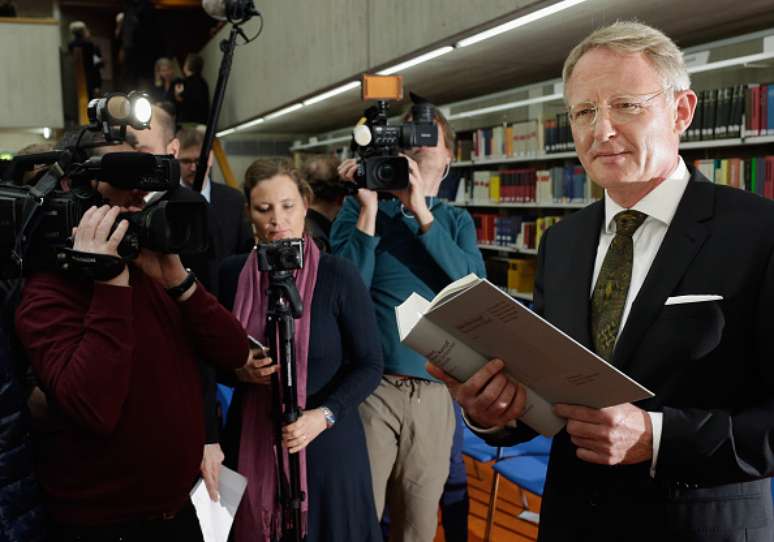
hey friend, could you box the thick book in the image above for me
[396,274,654,436]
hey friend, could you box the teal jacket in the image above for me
[330,197,486,379]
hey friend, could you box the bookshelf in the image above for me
[478,244,538,255]
[290,27,774,304]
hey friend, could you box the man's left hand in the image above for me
[554,402,652,466]
[200,443,224,501]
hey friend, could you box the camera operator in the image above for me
[127,103,227,502]
[13,135,250,540]
[331,108,485,542]
[217,158,383,542]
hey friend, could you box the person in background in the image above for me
[300,154,349,252]
[0,1,16,17]
[435,21,774,542]
[176,125,254,293]
[331,106,483,542]
[174,53,211,125]
[218,158,383,542]
[68,21,103,99]
[150,57,181,105]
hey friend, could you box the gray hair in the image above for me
[562,21,690,94]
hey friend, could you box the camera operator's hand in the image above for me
[235,349,278,385]
[282,408,328,454]
[338,159,378,236]
[73,205,129,287]
[134,251,196,301]
[397,154,434,233]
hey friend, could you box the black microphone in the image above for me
[77,152,179,192]
[202,0,258,21]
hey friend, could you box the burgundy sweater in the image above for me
[15,268,248,526]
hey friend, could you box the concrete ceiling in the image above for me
[235,0,774,139]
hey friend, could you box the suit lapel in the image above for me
[555,201,603,349]
[612,172,715,370]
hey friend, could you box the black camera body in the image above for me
[256,238,304,273]
[352,98,438,192]
[0,92,209,280]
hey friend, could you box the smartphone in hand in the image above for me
[247,335,267,357]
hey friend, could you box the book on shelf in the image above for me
[693,156,774,199]
[457,166,592,205]
[395,274,654,436]
[473,213,564,251]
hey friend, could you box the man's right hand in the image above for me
[426,359,527,430]
[73,205,129,286]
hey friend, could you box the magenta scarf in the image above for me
[232,235,320,542]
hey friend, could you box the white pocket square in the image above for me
[665,294,723,306]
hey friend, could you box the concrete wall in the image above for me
[200,0,537,129]
[0,19,64,129]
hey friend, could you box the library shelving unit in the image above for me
[290,27,774,303]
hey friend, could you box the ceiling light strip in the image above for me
[456,0,590,48]
[377,46,455,76]
[303,81,362,106]
[448,92,563,120]
[265,103,304,120]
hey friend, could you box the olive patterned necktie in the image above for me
[591,209,648,361]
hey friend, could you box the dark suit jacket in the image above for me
[208,182,254,291]
[486,169,774,541]
[182,181,252,442]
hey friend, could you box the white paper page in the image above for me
[396,292,431,341]
[190,466,248,542]
[397,298,565,436]
[428,273,481,310]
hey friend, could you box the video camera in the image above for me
[0,92,208,280]
[350,75,438,191]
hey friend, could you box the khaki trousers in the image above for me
[359,376,455,542]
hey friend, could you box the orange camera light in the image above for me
[362,75,404,101]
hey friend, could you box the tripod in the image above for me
[265,270,304,542]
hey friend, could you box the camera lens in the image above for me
[411,103,434,124]
[376,162,394,184]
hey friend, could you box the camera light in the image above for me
[42,127,51,139]
[132,96,152,126]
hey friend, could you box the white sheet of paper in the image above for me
[190,466,248,542]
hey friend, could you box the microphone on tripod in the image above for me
[202,0,259,22]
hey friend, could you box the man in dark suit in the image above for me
[429,21,774,541]
[176,126,254,294]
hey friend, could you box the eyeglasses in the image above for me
[568,88,670,129]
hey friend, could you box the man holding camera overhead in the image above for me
[14,128,250,540]
[331,97,485,542]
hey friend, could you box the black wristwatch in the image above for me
[165,269,196,300]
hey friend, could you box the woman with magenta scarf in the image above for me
[217,158,383,542]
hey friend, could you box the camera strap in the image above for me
[13,154,73,277]
[56,248,126,282]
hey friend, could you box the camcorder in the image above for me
[0,92,208,281]
[256,238,304,273]
[350,74,438,192]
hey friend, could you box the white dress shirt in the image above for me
[591,156,691,476]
